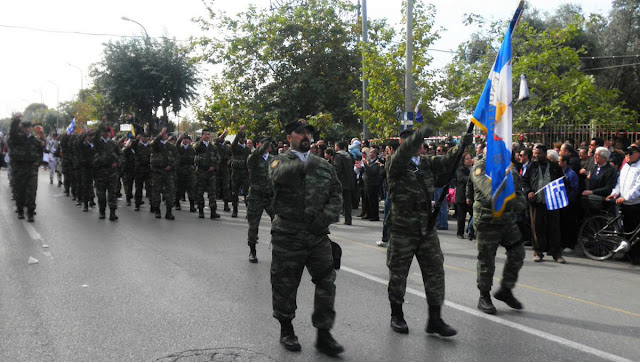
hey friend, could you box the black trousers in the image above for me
[621,204,640,260]
[456,202,472,236]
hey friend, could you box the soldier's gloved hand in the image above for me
[462,133,473,146]
[310,214,328,236]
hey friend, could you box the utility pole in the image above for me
[361,0,369,141]
[404,0,413,130]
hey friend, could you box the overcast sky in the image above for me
[0,0,612,122]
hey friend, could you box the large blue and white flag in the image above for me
[470,0,524,217]
[414,96,423,124]
[537,177,569,210]
[66,117,76,135]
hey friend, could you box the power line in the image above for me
[579,55,640,60]
[582,62,640,72]
[0,23,189,42]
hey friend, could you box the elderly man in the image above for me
[606,144,640,265]
[582,146,617,200]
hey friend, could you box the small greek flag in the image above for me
[539,177,569,210]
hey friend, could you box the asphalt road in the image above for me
[1,170,639,361]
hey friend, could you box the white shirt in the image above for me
[291,150,310,163]
[612,161,640,205]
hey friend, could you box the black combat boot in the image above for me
[224,201,230,212]
[89,199,96,207]
[249,245,258,263]
[126,198,131,206]
[175,200,181,211]
[210,209,221,219]
[155,207,162,219]
[426,305,457,337]
[390,303,409,334]
[134,204,141,211]
[27,209,35,223]
[232,204,238,218]
[189,202,196,213]
[99,208,106,220]
[279,320,301,351]
[165,206,175,220]
[494,287,523,310]
[17,207,25,220]
[109,208,118,221]
[83,201,89,212]
[315,329,344,356]
[76,200,82,206]
[198,207,205,219]
[478,291,497,314]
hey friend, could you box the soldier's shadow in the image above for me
[506,310,640,338]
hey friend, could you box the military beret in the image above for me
[285,119,314,135]
[399,129,414,139]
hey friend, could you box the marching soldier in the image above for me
[133,133,152,211]
[215,129,232,212]
[269,120,344,356]
[121,138,136,206]
[93,126,122,221]
[8,114,44,222]
[59,132,74,197]
[175,134,196,212]
[194,128,221,219]
[246,136,275,263]
[230,125,251,218]
[470,157,526,314]
[78,130,97,212]
[150,128,177,220]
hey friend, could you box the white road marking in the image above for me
[340,266,630,362]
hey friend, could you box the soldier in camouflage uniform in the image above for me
[194,128,220,219]
[150,127,177,220]
[230,126,251,218]
[132,133,152,211]
[94,127,122,221]
[59,132,74,197]
[71,133,83,204]
[8,114,44,222]
[78,130,97,212]
[269,120,344,356]
[385,125,471,337]
[215,129,232,212]
[470,157,526,314]
[175,134,196,212]
[121,138,136,206]
[246,136,275,263]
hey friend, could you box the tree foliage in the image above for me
[91,36,199,126]
[193,0,361,140]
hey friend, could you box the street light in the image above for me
[121,16,150,39]
[67,63,83,102]
[48,80,60,130]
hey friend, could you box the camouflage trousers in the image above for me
[122,170,135,201]
[61,159,73,193]
[475,222,524,292]
[196,170,217,211]
[151,169,175,209]
[231,168,249,206]
[387,228,445,307]
[217,166,231,202]
[95,169,120,210]
[270,232,336,329]
[134,170,152,206]
[80,168,95,203]
[246,191,274,245]
[175,171,195,204]
[72,166,81,199]
[12,163,38,211]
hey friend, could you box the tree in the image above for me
[91,36,199,127]
[193,0,361,140]
[353,0,443,138]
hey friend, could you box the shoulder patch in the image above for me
[270,160,280,168]
[475,167,483,176]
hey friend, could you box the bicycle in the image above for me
[577,207,639,261]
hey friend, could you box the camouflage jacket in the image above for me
[247,141,274,197]
[231,132,250,170]
[8,119,43,164]
[470,158,525,225]
[194,140,219,171]
[176,143,196,174]
[269,150,342,236]
[94,137,122,175]
[386,125,459,236]
[150,137,177,170]
[78,135,96,170]
[132,139,152,171]
[121,143,136,172]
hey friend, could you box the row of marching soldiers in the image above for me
[58,124,251,221]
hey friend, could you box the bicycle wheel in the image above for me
[578,215,622,261]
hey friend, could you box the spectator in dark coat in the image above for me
[334,141,355,225]
[362,147,382,221]
[455,152,473,239]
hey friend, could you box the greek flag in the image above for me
[414,97,423,124]
[543,177,569,210]
[66,117,76,134]
[470,1,524,217]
